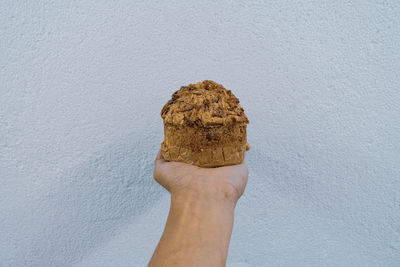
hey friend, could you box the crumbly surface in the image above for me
[161,80,249,127]
[160,80,250,167]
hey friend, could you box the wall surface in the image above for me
[1,1,400,266]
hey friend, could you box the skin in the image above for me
[148,150,248,267]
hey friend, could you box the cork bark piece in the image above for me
[160,80,250,167]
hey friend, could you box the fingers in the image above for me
[216,161,248,196]
[154,149,166,167]
[154,149,166,184]
[155,149,164,162]
[240,161,249,178]
[154,149,176,192]
[235,162,249,182]
[218,161,248,177]
[155,149,162,160]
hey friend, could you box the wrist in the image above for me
[169,183,236,234]
[171,189,236,214]
[171,174,239,208]
[159,178,236,267]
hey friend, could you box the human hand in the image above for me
[153,149,248,204]
[150,150,248,266]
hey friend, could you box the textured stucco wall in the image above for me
[1,1,400,266]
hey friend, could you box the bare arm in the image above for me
[148,150,248,267]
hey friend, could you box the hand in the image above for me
[153,149,248,203]
[150,149,248,266]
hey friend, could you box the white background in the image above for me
[1,1,399,266]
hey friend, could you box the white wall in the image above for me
[1,1,399,266]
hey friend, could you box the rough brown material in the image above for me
[160,80,250,167]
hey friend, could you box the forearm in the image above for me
[149,186,236,267]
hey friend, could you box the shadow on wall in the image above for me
[245,147,315,203]
[18,132,165,266]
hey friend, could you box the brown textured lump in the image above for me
[161,80,249,127]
